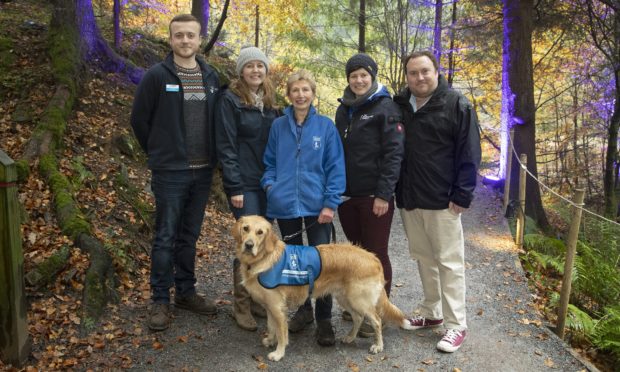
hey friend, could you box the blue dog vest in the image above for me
[258,244,322,293]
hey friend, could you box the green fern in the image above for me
[591,305,620,359]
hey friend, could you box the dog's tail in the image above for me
[378,290,417,331]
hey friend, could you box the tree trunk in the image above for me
[76,0,143,83]
[447,0,458,86]
[255,5,259,47]
[502,0,549,229]
[433,0,443,68]
[603,71,619,216]
[113,0,121,49]
[192,0,210,38]
[359,0,366,52]
[203,0,230,55]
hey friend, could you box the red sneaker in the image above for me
[437,329,467,352]
[403,316,443,330]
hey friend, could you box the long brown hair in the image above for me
[230,77,278,110]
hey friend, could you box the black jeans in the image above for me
[150,168,213,304]
[277,216,332,321]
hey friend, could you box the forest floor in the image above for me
[0,0,609,370]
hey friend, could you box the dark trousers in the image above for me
[150,168,213,304]
[277,216,332,321]
[338,196,394,296]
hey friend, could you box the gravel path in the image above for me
[124,181,589,371]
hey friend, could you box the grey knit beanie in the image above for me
[345,53,378,81]
[236,46,269,76]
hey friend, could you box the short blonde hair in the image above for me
[286,69,317,96]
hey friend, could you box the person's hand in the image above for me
[372,198,389,217]
[231,195,244,209]
[449,201,467,215]
[318,207,335,224]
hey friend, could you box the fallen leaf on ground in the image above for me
[421,359,435,365]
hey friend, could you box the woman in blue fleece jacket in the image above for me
[261,69,345,346]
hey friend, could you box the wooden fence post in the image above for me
[556,189,586,339]
[515,154,527,249]
[503,128,515,214]
[0,149,30,367]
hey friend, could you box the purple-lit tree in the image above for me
[579,0,620,217]
[501,0,549,228]
[191,0,210,38]
[76,0,143,83]
[113,0,121,49]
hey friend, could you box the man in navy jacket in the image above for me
[130,14,220,331]
[394,51,481,353]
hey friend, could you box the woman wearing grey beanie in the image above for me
[215,46,279,331]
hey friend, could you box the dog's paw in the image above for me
[341,335,355,344]
[267,351,284,361]
[262,337,276,347]
[369,344,383,354]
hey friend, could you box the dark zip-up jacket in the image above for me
[393,75,481,210]
[130,52,220,170]
[335,84,404,201]
[215,89,279,195]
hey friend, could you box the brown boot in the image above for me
[233,259,258,331]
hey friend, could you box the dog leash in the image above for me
[282,220,337,243]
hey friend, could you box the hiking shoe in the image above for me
[437,329,467,353]
[405,316,443,330]
[288,307,314,333]
[342,310,352,321]
[175,293,217,315]
[357,319,386,338]
[148,303,170,331]
[316,319,335,346]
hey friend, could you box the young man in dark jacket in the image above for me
[394,51,481,353]
[130,14,221,331]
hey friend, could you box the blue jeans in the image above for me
[227,190,267,220]
[150,168,213,304]
[277,216,332,321]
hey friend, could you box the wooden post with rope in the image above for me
[515,154,527,248]
[0,149,30,367]
[556,189,586,339]
[503,128,515,214]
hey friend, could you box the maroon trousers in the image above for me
[337,196,395,296]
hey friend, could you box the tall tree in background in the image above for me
[192,0,210,37]
[203,0,230,54]
[433,0,443,67]
[255,5,260,47]
[501,0,549,228]
[581,0,620,217]
[447,0,458,86]
[359,0,366,52]
[113,0,121,49]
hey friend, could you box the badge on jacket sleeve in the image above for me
[166,84,180,92]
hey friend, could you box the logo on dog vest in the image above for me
[258,245,322,293]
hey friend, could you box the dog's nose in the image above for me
[244,241,254,251]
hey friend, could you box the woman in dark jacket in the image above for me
[334,53,404,337]
[215,46,279,332]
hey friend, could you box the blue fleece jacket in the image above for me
[261,105,345,219]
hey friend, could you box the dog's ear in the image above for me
[265,224,280,253]
[231,217,243,243]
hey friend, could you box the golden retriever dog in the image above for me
[232,215,415,361]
